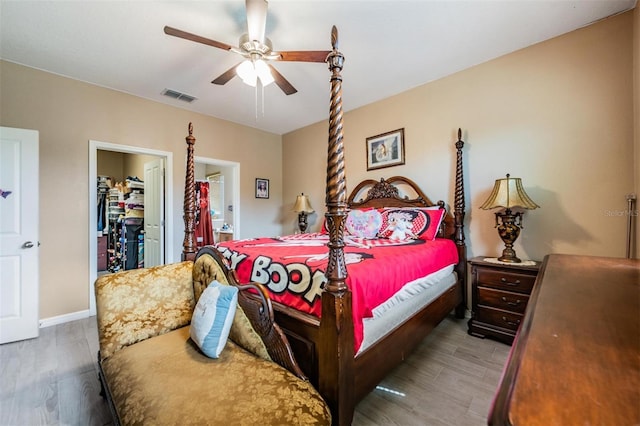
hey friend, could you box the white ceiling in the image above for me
[1,0,636,135]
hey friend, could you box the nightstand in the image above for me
[468,256,541,345]
[217,231,233,243]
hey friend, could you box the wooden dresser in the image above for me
[468,257,541,345]
[489,254,640,426]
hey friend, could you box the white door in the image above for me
[0,127,39,344]
[144,158,164,267]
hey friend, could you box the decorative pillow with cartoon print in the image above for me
[345,208,383,239]
[378,207,445,241]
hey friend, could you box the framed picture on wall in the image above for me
[366,128,405,171]
[255,178,269,199]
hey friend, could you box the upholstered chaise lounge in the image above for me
[95,246,331,425]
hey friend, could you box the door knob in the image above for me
[22,241,34,248]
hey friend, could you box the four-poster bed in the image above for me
[181,26,466,425]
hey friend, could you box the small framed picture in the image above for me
[366,128,405,171]
[255,178,269,199]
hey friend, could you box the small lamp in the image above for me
[293,193,314,233]
[480,174,539,263]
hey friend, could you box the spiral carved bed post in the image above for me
[320,26,355,426]
[182,123,197,261]
[454,128,467,318]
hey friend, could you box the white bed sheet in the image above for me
[356,264,457,355]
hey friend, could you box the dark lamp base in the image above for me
[498,253,522,263]
[297,212,309,233]
[496,209,523,263]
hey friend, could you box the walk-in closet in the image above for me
[97,150,158,273]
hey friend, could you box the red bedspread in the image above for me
[217,233,458,351]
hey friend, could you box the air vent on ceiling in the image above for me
[162,89,197,103]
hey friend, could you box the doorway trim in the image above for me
[195,156,241,239]
[88,140,174,316]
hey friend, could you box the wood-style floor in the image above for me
[0,314,509,426]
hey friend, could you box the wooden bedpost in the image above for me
[454,128,467,318]
[182,122,197,261]
[320,26,355,426]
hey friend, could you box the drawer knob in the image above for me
[501,296,522,306]
[502,316,521,327]
[501,277,521,286]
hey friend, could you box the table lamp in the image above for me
[480,174,539,263]
[293,193,314,233]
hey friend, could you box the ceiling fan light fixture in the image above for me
[165,0,323,96]
[236,59,273,87]
[255,59,274,86]
[237,60,257,86]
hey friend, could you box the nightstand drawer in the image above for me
[217,232,233,242]
[475,306,523,331]
[476,268,536,293]
[477,287,529,314]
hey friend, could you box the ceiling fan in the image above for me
[164,0,331,95]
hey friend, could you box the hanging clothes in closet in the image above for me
[123,217,144,270]
[97,176,110,233]
[195,181,214,247]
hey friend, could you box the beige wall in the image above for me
[284,11,636,262]
[122,153,158,182]
[0,61,283,319]
[96,150,125,181]
[97,151,157,182]
[0,8,636,322]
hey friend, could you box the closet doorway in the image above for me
[88,140,173,316]
[194,156,240,244]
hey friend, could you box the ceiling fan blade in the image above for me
[211,63,241,85]
[246,0,267,43]
[267,63,297,95]
[275,50,332,63]
[164,26,234,51]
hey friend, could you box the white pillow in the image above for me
[190,280,238,358]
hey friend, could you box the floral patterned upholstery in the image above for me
[102,326,331,425]
[95,250,330,425]
[96,253,270,361]
[96,261,195,359]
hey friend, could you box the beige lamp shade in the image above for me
[293,193,314,213]
[480,174,539,210]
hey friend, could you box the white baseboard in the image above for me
[39,309,92,328]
